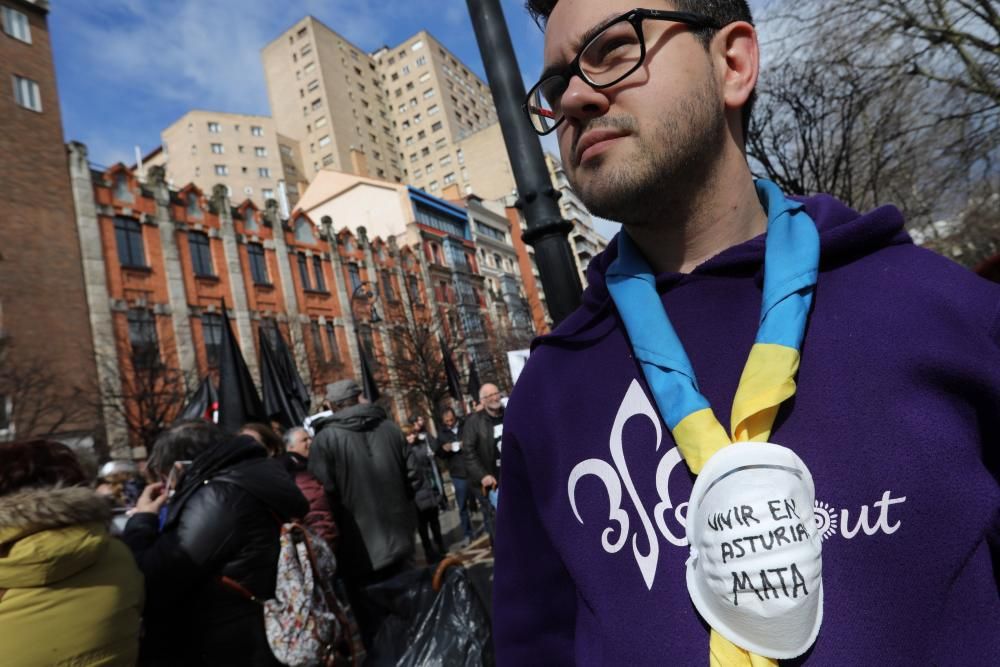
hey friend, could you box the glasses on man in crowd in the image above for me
[523,9,721,135]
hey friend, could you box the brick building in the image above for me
[69,141,518,454]
[0,0,103,447]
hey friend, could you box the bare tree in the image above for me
[748,0,999,241]
[380,312,467,417]
[0,337,95,442]
[95,353,198,451]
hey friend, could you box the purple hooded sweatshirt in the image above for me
[493,193,1000,665]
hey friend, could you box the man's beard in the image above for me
[567,80,727,226]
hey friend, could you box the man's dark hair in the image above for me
[525,0,756,137]
[439,407,457,419]
[147,419,225,478]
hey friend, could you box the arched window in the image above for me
[113,172,133,203]
[186,192,202,219]
[244,209,259,232]
[294,217,317,244]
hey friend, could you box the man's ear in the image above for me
[715,21,758,122]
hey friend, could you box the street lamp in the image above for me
[350,281,382,329]
[465,0,583,325]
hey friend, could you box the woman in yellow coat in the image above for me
[0,439,144,666]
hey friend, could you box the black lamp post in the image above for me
[350,280,382,402]
[466,0,583,325]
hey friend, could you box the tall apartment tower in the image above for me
[262,19,513,199]
[262,17,402,185]
[142,111,305,210]
[0,0,102,445]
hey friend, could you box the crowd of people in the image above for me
[0,377,507,666]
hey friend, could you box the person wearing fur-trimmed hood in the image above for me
[0,439,144,666]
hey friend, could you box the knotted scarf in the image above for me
[605,180,820,666]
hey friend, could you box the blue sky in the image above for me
[51,0,553,168]
[49,0,772,240]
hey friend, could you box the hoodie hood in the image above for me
[538,192,911,349]
[320,403,388,433]
[0,487,112,588]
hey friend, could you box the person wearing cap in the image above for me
[308,378,415,643]
[492,0,1000,664]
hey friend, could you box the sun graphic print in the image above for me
[813,500,839,541]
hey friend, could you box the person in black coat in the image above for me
[124,420,308,667]
[404,425,447,562]
[432,407,472,543]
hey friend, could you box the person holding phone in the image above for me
[123,420,307,666]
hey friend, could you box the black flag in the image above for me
[259,328,309,429]
[439,336,463,401]
[179,376,218,423]
[272,325,310,415]
[217,307,265,434]
[357,332,380,403]
[467,357,482,402]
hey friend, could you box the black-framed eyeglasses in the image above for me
[523,9,722,135]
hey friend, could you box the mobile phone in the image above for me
[166,460,192,497]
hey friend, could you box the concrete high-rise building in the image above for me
[262,17,402,184]
[0,0,104,447]
[262,19,515,199]
[142,111,304,211]
[544,152,611,287]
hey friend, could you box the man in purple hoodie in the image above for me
[494,0,1000,664]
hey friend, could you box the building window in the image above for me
[306,79,319,92]
[440,154,452,167]
[381,270,395,301]
[188,231,214,277]
[112,172,133,202]
[432,121,443,132]
[262,188,274,200]
[247,242,269,284]
[297,253,312,290]
[311,98,322,110]
[423,88,434,99]
[202,312,223,367]
[312,256,326,291]
[113,217,146,268]
[208,121,220,133]
[318,134,331,147]
[443,172,456,185]
[127,309,160,369]
[314,115,327,129]
[256,167,270,178]
[301,44,312,57]
[294,217,316,243]
[428,104,439,116]
[244,210,258,231]
[210,143,224,154]
[348,264,361,291]
[310,320,325,362]
[12,76,41,112]
[214,164,228,176]
[2,6,31,43]
[324,323,340,363]
[419,72,431,83]
[408,275,421,303]
[254,146,267,157]
[321,154,334,166]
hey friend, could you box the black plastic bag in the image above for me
[365,565,493,666]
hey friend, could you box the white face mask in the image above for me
[685,442,823,659]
